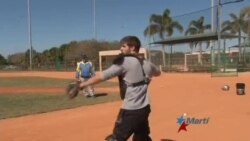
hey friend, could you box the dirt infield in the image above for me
[0,71,250,141]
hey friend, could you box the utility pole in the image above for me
[28,0,33,70]
[217,0,222,69]
[211,0,214,32]
[211,0,215,66]
[148,19,151,61]
[93,0,96,39]
[217,0,244,70]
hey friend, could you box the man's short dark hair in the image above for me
[120,36,141,52]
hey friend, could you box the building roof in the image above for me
[150,32,238,45]
[231,42,250,48]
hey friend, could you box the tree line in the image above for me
[1,6,249,69]
[3,40,120,70]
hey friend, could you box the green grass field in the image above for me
[0,77,118,87]
[0,77,119,119]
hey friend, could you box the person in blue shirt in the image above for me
[75,54,95,97]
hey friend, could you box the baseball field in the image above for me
[0,71,249,141]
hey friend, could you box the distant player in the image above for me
[75,54,95,97]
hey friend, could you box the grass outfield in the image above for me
[0,77,119,119]
[0,93,120,119]
[0,77,118,87]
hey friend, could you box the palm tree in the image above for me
[240,6,250,42]
[221,6,250,63]
[144,9,183,67]
[240,6,250,62]
[185,16,211,64]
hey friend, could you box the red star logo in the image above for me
[178,121,189,133]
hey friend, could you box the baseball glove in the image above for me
[65,81,81,99]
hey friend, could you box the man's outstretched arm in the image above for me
[79,73,102,89]
[79,64,123,89]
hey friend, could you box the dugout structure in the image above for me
[151,32,239,76]
[98,48,147,71]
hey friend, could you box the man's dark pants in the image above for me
[112,105,152,141]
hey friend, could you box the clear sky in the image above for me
[0,0,249,58]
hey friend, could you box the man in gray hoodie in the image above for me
[79,35,161,141]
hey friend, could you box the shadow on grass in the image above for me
[94,93,108,97]
[160,139,176,141]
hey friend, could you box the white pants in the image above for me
[80,77,94,96]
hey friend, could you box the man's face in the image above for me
[120,43,134,54]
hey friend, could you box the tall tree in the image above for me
[240,6,250,41]
[185,16,211,64]
[0,54,7,65]
[221,6,250,62]
[8,53,25,67]
[144,9,183,67]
